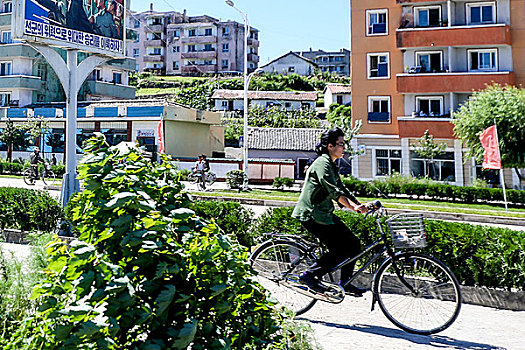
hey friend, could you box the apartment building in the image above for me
[127,5,260,75]
[0,0,135,108]
[350,0,525,187]
[295,49,351,76]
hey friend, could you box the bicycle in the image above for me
[23,161,57,186]
[250,201,462,335]
[192,171,216,190]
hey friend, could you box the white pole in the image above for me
[243,13,249,189]
[494,122,508,211]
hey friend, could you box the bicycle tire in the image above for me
[374,252,461,335]
[207,172,216,186]
[250,239,318,315]
[42,170,56,186]
[23,168,34,185]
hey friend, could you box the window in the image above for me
[285,102,292,109]
[368,96,390,122]
[411,151,455,182]
[36,63,47,81]
[288,66,295,73]
[133,48,139,57]
[337,95,343,105]
[2,1,11,13]
[416,96,444,116]
[152,32,161,40]
[204,44,213,51]
[188,29,196,37]
[187,45,196,52]
[152,47,161,55]
[221,101,228,107]
[173,61,179,70]
[376,149,402,176]
[203,59,213,65]
[135,33,139,43]
[92,69,101,81]
[367,9,388,35]
[133,20,139,28]
[173,46,180,53]
[469,49,497,71]
[112,71,122,84]
[467,2,495,24]
[222,27,229,36]
[414,6,441,27]
[367,53,389,79]
[204,28,212,36]
[173,30,180,37]
[102,128,128,146]
[222,43,229,52]
[221,59,229,69]
[1,31,11,44]
[0,61,11,76]
[416,51,443,73]
[0,92,10,106]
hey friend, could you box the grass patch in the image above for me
[149,76,210,82]
[136,88,179,96]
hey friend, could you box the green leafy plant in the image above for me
[272,177,294,190]
[7,134,281,349]
[226,169,247,191]
[412,130,446,180]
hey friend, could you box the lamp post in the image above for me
[225,0,251,189]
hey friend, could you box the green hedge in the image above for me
[252,206,525,291]
[342,178,525,206]
[0,162,24,175]
[0,187,63,232]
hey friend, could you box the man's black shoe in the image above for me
[299,272,328,294]
[342,284,368,297]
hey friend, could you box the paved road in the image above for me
[300,293,525,350]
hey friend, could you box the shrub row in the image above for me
[0,187,63,232]
[342,178,525,206]
[227,204,524,291]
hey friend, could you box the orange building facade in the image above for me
[350,0,525,186]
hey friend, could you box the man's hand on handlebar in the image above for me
[355,203,369,214]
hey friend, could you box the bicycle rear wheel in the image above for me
[250,239,317,315]
[374,253,461,335]
[23,168,35,185]
[207,172,216,186]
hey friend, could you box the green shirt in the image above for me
[292,154,358,225]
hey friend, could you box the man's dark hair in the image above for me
[315,128,344,156]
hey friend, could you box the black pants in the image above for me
[301,216,362,282]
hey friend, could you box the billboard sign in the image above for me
[13,0,125,56]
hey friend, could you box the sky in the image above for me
[132,0,351,64]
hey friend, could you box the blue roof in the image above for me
[34,108,57,118]
[7,109,29,118]
[127,106,164,117]
[62,108,87,118]
[94,107,118,117]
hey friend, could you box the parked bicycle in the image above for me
[192,171,216,190]
[250,201,461,335]
[23,160,57,186]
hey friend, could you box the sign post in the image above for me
[12,0,126,206]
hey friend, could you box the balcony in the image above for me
[181,50,216,59]
[181,65,218,74]
[247,53,259,63]
[181,35,217,44]
[146,25,163,32]
[85,81,135,100]
[397,0,438,3]
[143,55,164,62]
[0,44,39,58]
[368,112,390,123]
[397,71,515,93]
[0,13,10,26]
[247,38,259,47]
[106,58,136,71]
[398,117,455,139]
[144,40,163,47]
[0,75,42,90]
[397,24,511,48]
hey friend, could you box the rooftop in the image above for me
[324,83,352,94]
[247,127,324,151]
[212,89,318,101]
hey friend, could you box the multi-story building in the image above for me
[128,5,260,75]
[0,0,135,108]
[350,0,524,187]
[295,49,351,76]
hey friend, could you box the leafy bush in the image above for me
[272,177,294,190]
[6,135,281,349]
[0,161,24,175]
[192,200,256,247]
[50,164,65,177]
[226,169,247,190]
[0,187,63,231]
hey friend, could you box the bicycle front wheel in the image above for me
[374,253,461,335]
[42,170,56,186]
[207,172,216,186]
[250,239,317,315]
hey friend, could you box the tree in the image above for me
[453,84,525,187]
[412,129,446,179]
[326,104,362,158]
[0,119,26,162]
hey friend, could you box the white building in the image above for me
[259,52,317,76]
[212,89,318,111]
[323,83,352,107]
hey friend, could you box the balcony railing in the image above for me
[247,38,259,47]
[397,23,511,48]
[144,39,163,47]
[181,35,217,44]
[85,81,135,100]
[181,50,216,59]
[0,75,42,90]
[143,55,164,62]
[181,65,218,74]
[398,117,455,139]
[397,71,515,93]
[367,112,390,123]
[247,53,259,63]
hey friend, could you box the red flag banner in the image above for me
[479,124,501,169]
[157,118,165,154]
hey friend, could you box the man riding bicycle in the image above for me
[292,128,369,297]
[29,147,44,181]
[194,154,210,190]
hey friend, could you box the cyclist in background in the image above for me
[292,127,368,296]
[194,154,210,190]
[29,147,44,181]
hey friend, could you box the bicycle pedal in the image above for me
[284,276,345,304]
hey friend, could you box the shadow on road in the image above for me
[301,319,505,350]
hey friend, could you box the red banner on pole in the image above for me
[479,124,501,169]
[157,118,165,154]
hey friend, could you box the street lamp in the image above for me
[225,0,251,189]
